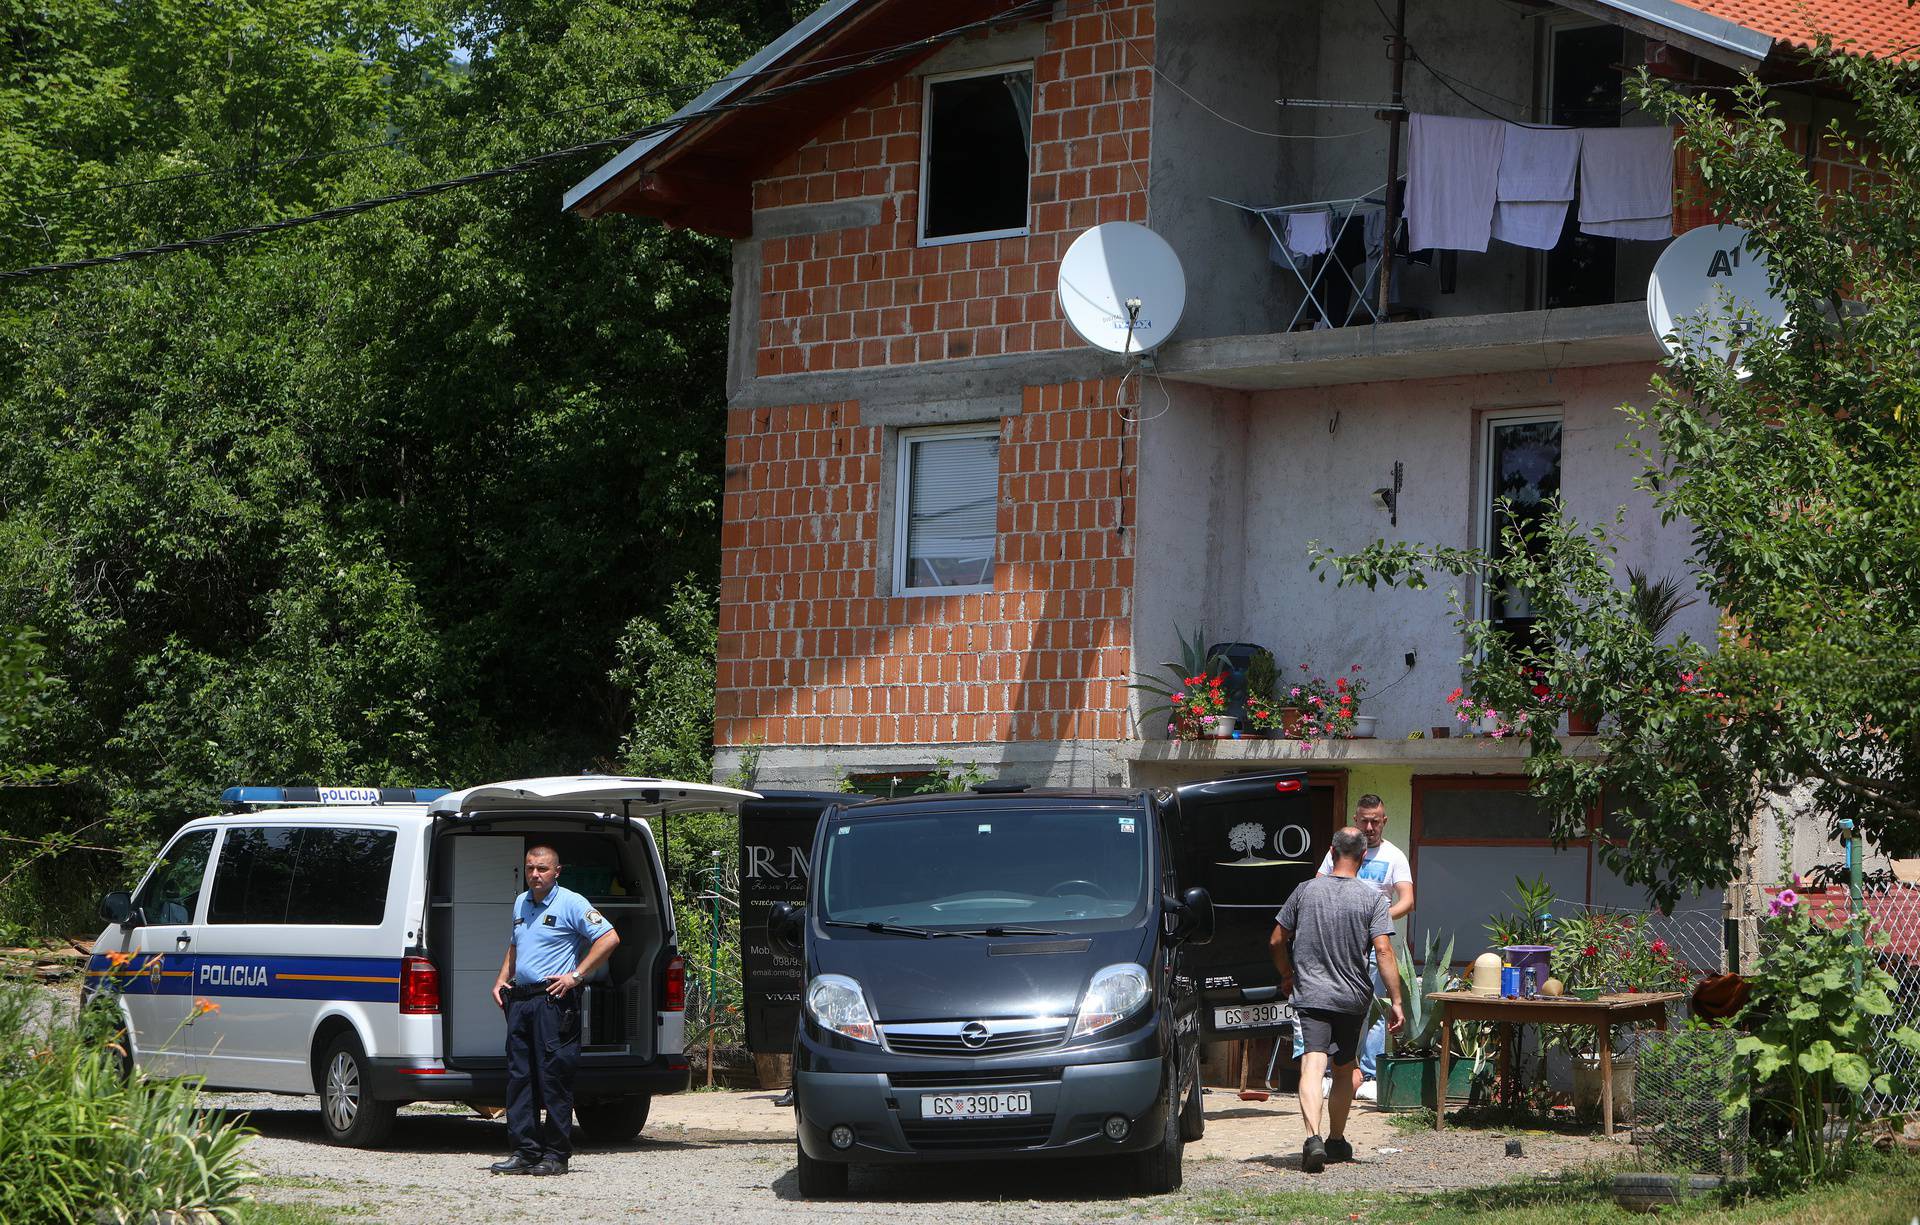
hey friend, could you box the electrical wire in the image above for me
[0,0,1062,282]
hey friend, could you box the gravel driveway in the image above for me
[222,1088,1623,1223]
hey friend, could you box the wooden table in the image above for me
[1430,990,1682,1136]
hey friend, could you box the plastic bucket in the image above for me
[1505,945,1553,994]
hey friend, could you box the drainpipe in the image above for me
[1378,0,1408,318]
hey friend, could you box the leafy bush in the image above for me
[0,987,255,1223]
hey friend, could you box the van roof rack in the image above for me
[969,781,1030,794]
[220,786,450,812]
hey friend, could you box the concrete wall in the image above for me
[1156,360,1718,741]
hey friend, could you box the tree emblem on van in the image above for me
[1217,821,1312,867]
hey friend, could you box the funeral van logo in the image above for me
[1217,821,1312,867]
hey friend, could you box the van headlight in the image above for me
[805,974,879,1045]
[1073,963,1151,1038]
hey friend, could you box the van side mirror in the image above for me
[98,890,136,928]
[1174,887,1215,945]
[767,902,804,958]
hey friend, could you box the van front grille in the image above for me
[880,1019,1070,1057]
[899,1116,1056,1152]
[888,1067,1061,1089]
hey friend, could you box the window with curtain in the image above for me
[920,65,1034,243]
[896,427,999,592]
[1480,412,1563,646]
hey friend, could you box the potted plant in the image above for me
[1284,663,1368,741]
[1127,625,1230,741]
[1369,932,1458,1110]
[1243,695,1283,739]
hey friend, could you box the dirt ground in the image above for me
[223,1085,1625,1224]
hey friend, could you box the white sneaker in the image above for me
[1321,1076,1333,1096]
[1355,1078,1378,1102]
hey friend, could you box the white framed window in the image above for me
[1478,410,1563,639]
[894,425,1000,594]
[918,63,1034,246]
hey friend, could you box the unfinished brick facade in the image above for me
[751,0,1154,375]
[715,378,1137,748]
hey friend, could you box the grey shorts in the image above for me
[1296,1009,1364,1066]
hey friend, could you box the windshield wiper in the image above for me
[822,920,974,939]
[958,926,1076,937]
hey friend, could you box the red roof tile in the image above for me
[1672,0,1920,59]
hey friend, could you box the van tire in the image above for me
[795,1141,848,1198]
[319,1032,396,1147]
[575,1094,651,1143]
[1178,1045,1206,1142]
[1134,1066,1185,1194]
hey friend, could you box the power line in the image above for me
[1,0,1060,282]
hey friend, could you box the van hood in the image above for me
[810,923,1154,1023]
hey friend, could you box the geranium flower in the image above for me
[1447,687,1464,703]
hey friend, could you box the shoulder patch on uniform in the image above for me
[586,910,604,925]
[542,914,556,927]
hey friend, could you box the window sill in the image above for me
[917,226,1028,248]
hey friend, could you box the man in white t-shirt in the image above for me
[1292,794,1413,1101]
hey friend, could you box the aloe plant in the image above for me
[1372,931,1458,1057]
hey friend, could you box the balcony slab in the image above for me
[1124,734,1603,783]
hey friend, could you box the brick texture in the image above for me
[1673,118,1884,233]
[751,0,1154,375]
[715,379,1137,747]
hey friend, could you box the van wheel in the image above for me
[576,1094,651,1143]
[1178,1045,1206,1142]
[319,1032,396,1147]
[795,1140,848,1198]
[1134,1067,1185,1194]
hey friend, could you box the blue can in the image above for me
[1501,966,1521,998]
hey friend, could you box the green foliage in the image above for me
[1734,895,1920,1190]
[1485,874,1556,949]
[1127,625,1229,738]
[1308,48,1920,906]
[612,579,719,781]
[0,987,256,1223]
[1376,930,1456,1056]
[1246,647,1279,704]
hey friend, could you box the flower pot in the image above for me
[1570,985,1602,1001]
[1376,1054,1437,1112]
[1280,707,1304,734]
[1568,706,1602,736]
[1572,1055,1636,1121]
[1347,714,1378,738]
[1205,715,1238,739]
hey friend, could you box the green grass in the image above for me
[239,1202,357,1225]
[1184,1150,1920,1225]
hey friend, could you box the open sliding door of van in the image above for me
[1167,772,1328,1043]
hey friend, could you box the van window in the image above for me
[133,829,216,925]
[209,826,397,925]
[820,807,1146,930]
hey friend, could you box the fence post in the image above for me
[1839,819,1866,994]
[707,850,722,1088]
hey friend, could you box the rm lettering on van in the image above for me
[743,844,811,880]
[199,963,271,988]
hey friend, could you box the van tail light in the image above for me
[1274,779,1304,793]
[663,954,686,1012]
[400,956,441,1014]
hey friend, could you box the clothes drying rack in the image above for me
[1212,188,1400,331]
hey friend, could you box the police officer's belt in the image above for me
[507,982,558,1001]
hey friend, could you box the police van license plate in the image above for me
[1213,1003,1296,1030]
[922,1091,1033,1120]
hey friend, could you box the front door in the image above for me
[108,829,215,1076]
[1166,772,1329,1041]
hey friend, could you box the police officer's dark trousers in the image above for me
[505,988,581,1162]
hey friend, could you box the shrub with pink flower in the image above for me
[1287,663,1368,741]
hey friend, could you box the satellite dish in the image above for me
[1647,224,1788,378]
[1057,222,1186,355]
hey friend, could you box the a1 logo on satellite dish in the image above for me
[1646,224,1790,380]
[1056,221,1188,356]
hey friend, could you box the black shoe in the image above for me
[527,1159,568,1177]
[1326,1136,1354,1163]
[490,1155,538,1175]
[1302,1134,1327,1174]
[773,1089,795,1107]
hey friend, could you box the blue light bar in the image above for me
[220,786,451,810]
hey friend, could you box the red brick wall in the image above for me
[715,378,1137,747]
[1674,118,1881,233]
[751,0,1154,375]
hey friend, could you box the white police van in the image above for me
[85,777,756,1146]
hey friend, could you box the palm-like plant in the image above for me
[1127,625,1229,735]
[1623,566,1698,639]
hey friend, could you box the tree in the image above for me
[1312,44,1920,908]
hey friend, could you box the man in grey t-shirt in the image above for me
[1270,827,1404,1172]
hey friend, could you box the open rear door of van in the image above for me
[1167,772,1328,1043]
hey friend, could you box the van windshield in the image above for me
[820,807,1149,930]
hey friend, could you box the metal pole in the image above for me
[708,850,721,1088]
[1378,0,1408,318]
[1840,819,1865,993]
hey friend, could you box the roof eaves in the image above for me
[1583,0,1777,64]
[562,0,871,215]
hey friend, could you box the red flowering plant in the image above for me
[1243,694,1284,734]
[1166,673,1228,740]
[1285,663,1367,741]
[1547,910,1692,996]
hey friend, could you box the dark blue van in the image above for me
[768,772,1318,1197]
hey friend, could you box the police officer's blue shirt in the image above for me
[511,885,613,985]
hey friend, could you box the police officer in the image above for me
[490,844,619,1176]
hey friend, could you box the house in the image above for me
[565,0,1916,964]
